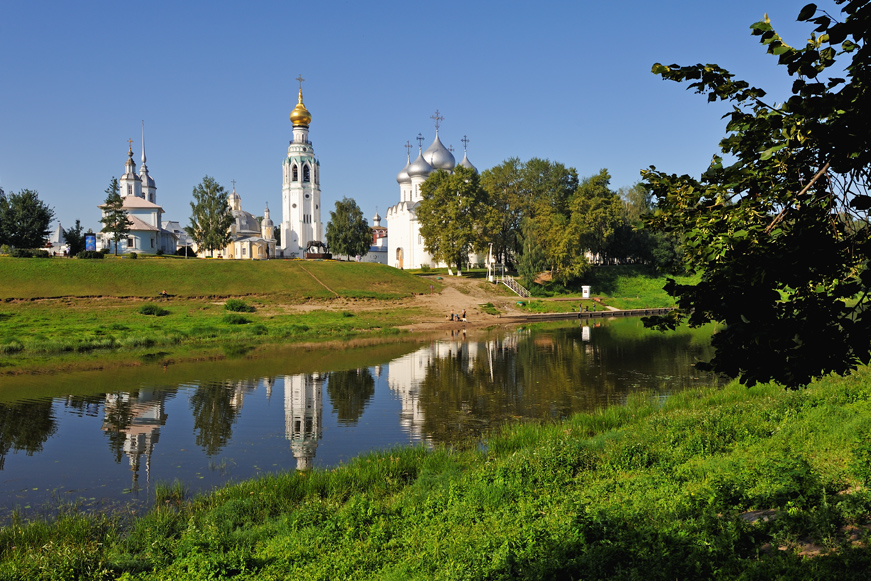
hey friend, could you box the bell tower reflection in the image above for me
[283,373,323,471]
[101,389,168,491]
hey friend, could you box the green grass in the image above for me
[526,265,698,309]
[0,258,432,300]
[5,370,871,578]
[0,260,436,373]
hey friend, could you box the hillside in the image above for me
[0,258,432,300]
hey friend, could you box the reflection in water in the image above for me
[0,319,720,518]
[101,389,169,491]
[284,374,324,471]
[0,401,57,471]
[326,369,375,426]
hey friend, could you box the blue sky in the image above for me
[0,0,839,232]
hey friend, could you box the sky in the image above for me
[0,0,841,233]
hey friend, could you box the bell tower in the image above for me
[280,75,322,257]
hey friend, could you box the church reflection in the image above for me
[283,373,323,471]
[101,389,168,491]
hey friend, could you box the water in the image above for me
[0,318,719,521]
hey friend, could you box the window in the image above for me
[292,165,298,181]
[127,184,132,196]
[242,247,247,257]
[151,238,154,248]
[303,165,310,182]
[127,237,134,248]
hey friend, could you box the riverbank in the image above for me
[3,368,871,578]
[0,260,677,375]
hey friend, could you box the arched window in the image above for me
[303,165,311,182]
[292,165,299,182]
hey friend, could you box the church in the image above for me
[98,132,178,255]
[279,78,323,258]
[386,111,476,270]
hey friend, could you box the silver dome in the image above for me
[407,151,434,178]
[458,151,477,173]
[396,160,411,184]
[424,134,455,171]
[232,210,261,236]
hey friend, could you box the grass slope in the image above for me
[4,370,871,579]
[0,258,431,300]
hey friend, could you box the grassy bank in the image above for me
[4,370,871,579]
[0,258,431,300]
[525,265,697,310]
[0,259,434,373]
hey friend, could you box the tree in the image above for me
[0,189,55,249]
[64,219,87,256]
[325,197,372,258]
[185,176,233,256]
[569,169,624,264]
[417,166,489,273]
[643,1,871,387]
[480,158,525,265]
[99,178,131,256]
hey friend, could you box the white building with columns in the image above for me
[280,79,322,258]
[386,111,476,270]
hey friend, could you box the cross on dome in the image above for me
[296,74,305,89]
[461,135,469,151]
[430,109,444,132]
[127,138,133,154]
[231,179,237,191]
[416,133,424,150]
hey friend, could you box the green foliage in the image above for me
[63,219,87,256]
[643,2,871,387]
[75,250,104,259]
[418,166,489,271]
[128,251,137,259]
[185,176,233,256]
[325,197,372,258]
[223,313,250,325]
[9,248,49,258]
[139,304,170,317]
[156,248,164,256]
[99,177,131,257]
[223,299,255,313]
[0,188,55,249]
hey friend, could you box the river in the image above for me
[0,317,720,522]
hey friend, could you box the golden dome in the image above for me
[290,89,312,127]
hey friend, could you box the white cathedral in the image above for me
[386,112,476,270]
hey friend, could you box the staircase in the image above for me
[501,275,531,298]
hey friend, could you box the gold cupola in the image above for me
[290,89,312,127]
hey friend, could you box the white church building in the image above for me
[386,112,476,270]
[98,134,178,255]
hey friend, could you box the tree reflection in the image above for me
[414,321,720,443]
[0,401,57,470]
[189,381,253,456]
[326,368,374,426]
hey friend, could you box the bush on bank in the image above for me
[4,368,871,579]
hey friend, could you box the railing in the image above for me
[501,275,531,298]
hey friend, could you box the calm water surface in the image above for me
[0,318,719,521]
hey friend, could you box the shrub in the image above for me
[10,248,50,258]
[0,244,11,255]
[420,264,431,272]
[139,304,170,317]
[223,313,251,325]
[224,299,256,313]
[156,249,164,256]
[128,252,138,259]
[99,248,111,255]
[76,250,104,259]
